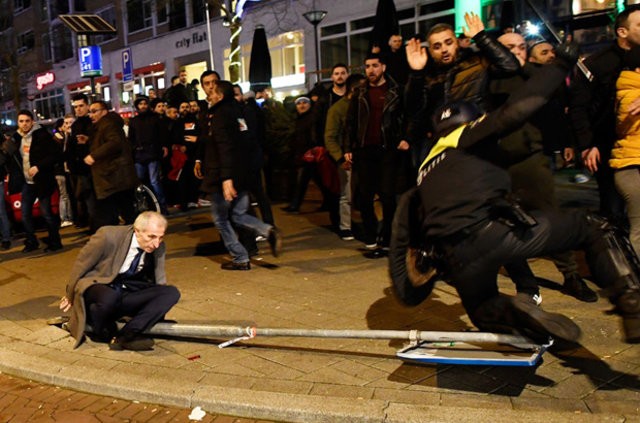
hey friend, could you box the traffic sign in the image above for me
[122,48,133,82]
[79,45,102,77]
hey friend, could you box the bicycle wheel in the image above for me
[134,184,161,214]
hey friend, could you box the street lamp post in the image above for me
[303,8,327,84]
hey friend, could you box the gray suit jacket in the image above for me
[66,225,167,348]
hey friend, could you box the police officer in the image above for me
[395,39,640,343]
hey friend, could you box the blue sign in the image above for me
[122,48,133,82]
[79,45,102,77]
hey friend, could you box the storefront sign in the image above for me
[36,72,55,90]
[79,45,103,77]
[175,31,207,49]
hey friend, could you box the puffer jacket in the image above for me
[612,70,640,169]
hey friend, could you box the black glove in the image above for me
[554,42,579,70]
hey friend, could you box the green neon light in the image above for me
[618,0,625,13]
[455,0,482,34]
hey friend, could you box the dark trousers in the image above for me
[94,189,136,231]
[594,151,626,228]
[505,152,580,293]
[68,174,97,229]
[353,146,398,246]
[21,184,60,247]
[83,283,180,338]
[443,210,625,327]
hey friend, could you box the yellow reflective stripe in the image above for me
[419,124,467,172]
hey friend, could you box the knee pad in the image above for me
[584,213,640,294]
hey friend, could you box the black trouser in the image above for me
[353,146,399,246]
[94,189,136,231]
[83,283,180,338]
[442,210,631,327]
[505,152,579,294]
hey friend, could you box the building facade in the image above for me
[0,0,636,127]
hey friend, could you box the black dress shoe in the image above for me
[109,335,154,351]
[562,274,598,303]
[44,243,63,252]
[1,241,10,250]
[22,243,39,253]
[280,206,299,213]
[268,227,282,257]
[221,261,251,270]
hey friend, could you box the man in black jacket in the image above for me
[346,53,409,258]
[570,5,640,227]
[397,40,640,344]
[129,96,169,215]
[194,77,281,270]
[68,93,97,231]
[404,12,519,167]
[5,110,62,252]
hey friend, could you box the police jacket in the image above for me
[346,75,404,151]
[417,60,572,239]
[405,30,519,137]
[569,42,626,152]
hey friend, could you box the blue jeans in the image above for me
[210,191,272,263]
[0,181,11,242]
[135,161,167,208]
[21,183,61,246]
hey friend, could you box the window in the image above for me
[42,32,51,62]
[319,4,455,74]
[38,0,48,21]
[14,0,31,13]
[49,0,69,20]
[127,0,153,32]
[51,24,73,62]
[168,0,186,30]
[93,6,117,44]
[17,30,35,54]
[192,0,206,24]
[34,88,65,121]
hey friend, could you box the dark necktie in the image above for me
[122,248,143,278]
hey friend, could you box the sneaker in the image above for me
[339,230,355,241]
[60,221,73,228]
[573,174,590,184]
[255,235,267,242]
[187,202,198,208]
[198,198,212,207]
[516,291,543,306]
[562,274,598,303]
[365,242,377,250]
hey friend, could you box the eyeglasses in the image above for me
[88,108,105,114]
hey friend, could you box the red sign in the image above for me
[36,72,55,90]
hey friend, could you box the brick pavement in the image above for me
[0,175,637,422]
[0,372,274,422]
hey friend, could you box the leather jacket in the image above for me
[346,75,404,152]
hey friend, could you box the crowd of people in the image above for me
[2,7,640,349]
